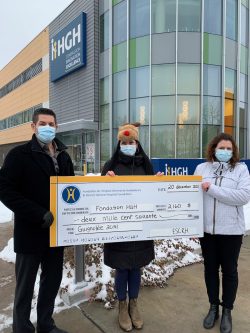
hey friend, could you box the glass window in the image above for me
[240,73,248,102]
[113,41,127,73]
[239,102,247,158]
[177,125,200,158]
[130,0,150,38]
[226,0,237,41]
[241,0,249,7]
[130,66,149,98]
[0,120,4,130]
[241,4,249,46]
[152,64,175,96]
[28,108,34,121]
[16,113,23,126]
[203,65,221,96]
[130,36,150,68]
[100,12,109,52]
[239,128,247,158]
[100,130,110,168]
[203,33,222,65]
[113,0,123,5]
[113,1,127,45]
[202,125,221,157]
[137,125,149,155]
[240,45,248,74]
[100,77,109,105]
[113,100,127,128]
[204,0,222,35]
[23,110,29,123]
[151,125,175,158]
[112,128,119,150]
[152,96,175,125]
[240,102,247,128]
[224,98,235,131]
[113,71,127,102]
[130,97,149,125]
[101,0,110,11]
[203,96,221,125]
[152,0,176,33]
[225,68,236,99]
[177,96,200,125]
[178,0,201,32]
[100,104,109,130]
[177,64,200,95]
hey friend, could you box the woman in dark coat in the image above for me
[102,123,161,332]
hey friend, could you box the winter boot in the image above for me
[118,300,132,332]
[203,304,219,329]
[220,307,232,333]
[128,298,143,329]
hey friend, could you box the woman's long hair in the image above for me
[206,132,239,168]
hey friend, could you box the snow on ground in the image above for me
[0,235,202,328]
[0,201,13,223]
[0,238,15,263]
[0,182,250,328]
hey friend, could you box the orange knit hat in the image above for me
[117,122,140,142]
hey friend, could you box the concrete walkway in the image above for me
[1,221,250,333]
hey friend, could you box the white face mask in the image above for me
[120,144,136,156]
[215,149,232,163]
[36,125,56,143]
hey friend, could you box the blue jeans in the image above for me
[115,268,141,301]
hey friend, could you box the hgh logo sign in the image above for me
[51,24,81,60]
[50,12,86,81]
[165,164,188,175]
[62,186,80,204]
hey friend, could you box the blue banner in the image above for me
[151,158,250,175]
[50,12,87,82]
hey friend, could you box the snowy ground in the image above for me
[0,235,201,331]
[0,201,12,223]
[1,197,250,330]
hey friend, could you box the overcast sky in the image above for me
[0,0,74,70]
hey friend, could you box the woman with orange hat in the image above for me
[102,123,161,331]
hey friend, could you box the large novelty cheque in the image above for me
[50,175,203,247]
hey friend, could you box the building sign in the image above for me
[50,12,87,81]
[151,158,250,175]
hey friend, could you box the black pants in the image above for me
[200,233,242,310]
[13,247,64,333]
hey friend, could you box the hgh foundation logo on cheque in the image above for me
[62,186,80,204]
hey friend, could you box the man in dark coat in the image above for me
[0,108,74,333]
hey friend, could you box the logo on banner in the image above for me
[165,163,189,176]
[62,186,80,204]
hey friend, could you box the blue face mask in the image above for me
[215,149,232,163]
[120,144,136,156]
[36,125,56,144]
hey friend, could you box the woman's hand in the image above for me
[106,171,116,177]
[155,172,164,176]
[202,182,211,192]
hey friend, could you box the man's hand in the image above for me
[42,211,54,228]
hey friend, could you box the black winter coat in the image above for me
[101,142,155,269]
[0,134,74,253]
